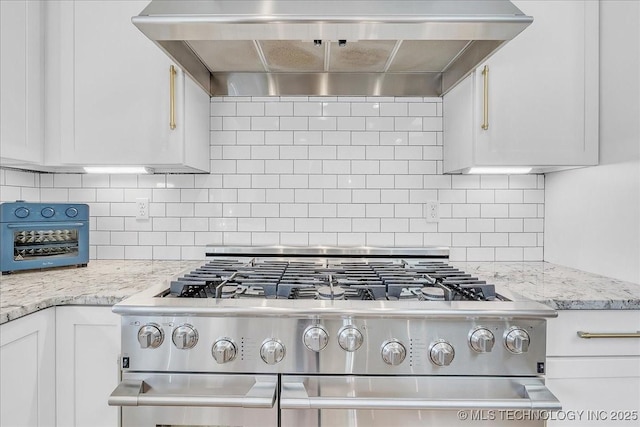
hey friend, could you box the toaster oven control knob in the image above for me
[337,326,364,352]
[381,340,406,366]
[14,207,29,218]
[65,207,79,218]
[303,326,329,352]
[469,327,495,353]
[41,207,55,218]
[429,341,455,366]
[260,339,286,365]
[137,324,164,349]
[172,325,198,350]
[504,327,530,354]
[211,339,237,364]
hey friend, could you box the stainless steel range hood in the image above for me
[132,0,532,97]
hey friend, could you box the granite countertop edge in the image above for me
[2,260,639,325]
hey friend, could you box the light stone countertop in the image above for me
[451,261,640,310]
[1,260,639,325]
[0,260,201,324]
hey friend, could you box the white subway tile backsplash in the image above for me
[336,176,364,188]
[2,97,542,261]
[509,233,538,247]
[309,117,337,131]
[395,232,422,246]
[509,204,538,218]
[394,117,422,131]
[237,102,264,116]
[40,188,69,202]
[481,204,509,218]
[294,102,323,116]
[238,218,266,232]
[408,160,436,175]
[309,146,337,160]
[266,102,293,116]
[337,117,365,131]
[97,246,125,259]
[153,246,182,260]
[495,219,524,233]
[495,190,523,204]
[323,102,350,117]
[322,160,350,174]
[97,217,125,231]
[308,174,337,188]
[438,219,466,233]
[308,232,338,246]
[54,174,82,188]
[337,233,366,246]
[280,117,308,130]
[251,232,280,245]
[495,247,523,261]
[509,175,538,189]
[294,131,322,145]
[380,103,407,117]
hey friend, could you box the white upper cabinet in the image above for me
[443,1,599,174]
[45,0,210,173]
[0,0,44,167]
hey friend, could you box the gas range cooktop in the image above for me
[166,258,501,302]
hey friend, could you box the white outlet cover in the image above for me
[136,198,149,220]
[425,201,439,223]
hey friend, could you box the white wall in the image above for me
[545,0,640,284]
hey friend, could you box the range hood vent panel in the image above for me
[134,0,533,96]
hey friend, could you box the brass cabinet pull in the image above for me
[169,65,176,130]
[577,331,640,339]
[481,65,489,130]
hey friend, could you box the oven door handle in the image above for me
[108,379,277,408]
[7,222,85,229]
[280,381,561,411]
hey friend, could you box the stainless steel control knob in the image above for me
[504,327,530,354]
[381,340,406,366]
[469,327,495,353]
[303,326,329,352]
[260,339,286,365]
[211,338,237,364]
[172,324,198,350]
[337,326,364,352]
[429,341,455,366]
[137,324,164,349]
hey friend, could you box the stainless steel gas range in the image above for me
[109,246,560,427]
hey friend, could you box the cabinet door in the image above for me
[0,0,43,166]
[474,0,598,166]
[0,308,55,427]
[56,306,121,427]
[546,357,640,426]
[58,0,184,167]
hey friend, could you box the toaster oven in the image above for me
[1,201,89,274]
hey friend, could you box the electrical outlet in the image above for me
[425,200,439,223]
[136,198,149,220]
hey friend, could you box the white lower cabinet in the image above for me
[0,308,56,427]
[56,306,121,427]
[546,310,640,426]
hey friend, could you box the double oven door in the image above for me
[111,373,560,427]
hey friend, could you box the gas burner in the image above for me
[166,257,504,302]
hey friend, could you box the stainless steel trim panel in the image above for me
[205,245,450,258]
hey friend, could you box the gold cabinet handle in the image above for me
[577,331,640,339]
[481,65,489,130]
[169,65,176,130]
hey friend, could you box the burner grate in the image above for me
[166,257,504,302]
